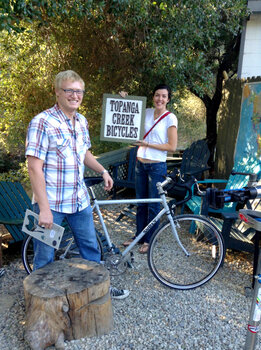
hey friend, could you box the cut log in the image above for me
[23,258,113,350]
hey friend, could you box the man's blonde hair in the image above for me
[54,70,85,90]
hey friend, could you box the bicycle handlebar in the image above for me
[161,171,196,206]
[84,169,260,210]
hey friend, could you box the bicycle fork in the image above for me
[166,211,190,257]
[158,182,190,257]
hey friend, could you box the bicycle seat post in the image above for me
[88,186,96,201]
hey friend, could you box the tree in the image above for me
[0,26,60,157]
[0,0,249,163]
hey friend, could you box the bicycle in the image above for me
[22,173,225,290]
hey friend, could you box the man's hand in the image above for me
[103,172,113,191]
[84,150,113,191]
[38,208,53,229]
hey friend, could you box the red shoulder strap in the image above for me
[143,111,171,140]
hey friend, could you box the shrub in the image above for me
[0,162,30,190]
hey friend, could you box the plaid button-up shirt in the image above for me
[26,104,91,213]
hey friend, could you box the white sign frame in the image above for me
[100,94,147,143]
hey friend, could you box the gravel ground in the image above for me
[0,206,259,350]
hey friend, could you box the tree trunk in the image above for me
[193,35,242,173]
[23,258,113,350]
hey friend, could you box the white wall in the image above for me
[238,12,261,78]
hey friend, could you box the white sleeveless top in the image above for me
[137,108,178,162]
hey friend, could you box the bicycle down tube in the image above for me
[89,179,190,259]
[89,184,163,250]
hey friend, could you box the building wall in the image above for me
[216,76,261,178]
[238,1,261,78]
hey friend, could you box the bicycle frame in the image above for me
[88,179,190,262]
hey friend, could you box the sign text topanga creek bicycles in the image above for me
[100,94,147,143]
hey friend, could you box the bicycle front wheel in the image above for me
[148,214,224,290]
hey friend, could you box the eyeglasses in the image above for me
[61,89,85,96]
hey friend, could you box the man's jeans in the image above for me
[135,160,167,244]
[33,204,101,270]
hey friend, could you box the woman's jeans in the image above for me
[135,160,167,244]
[33,204,101,270]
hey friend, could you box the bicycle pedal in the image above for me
[130,251,135,262]
[126,252,135,269]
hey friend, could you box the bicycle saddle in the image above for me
[84,176,104,187]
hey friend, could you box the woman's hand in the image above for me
[119,91,128,98]
[134,126,177,152]
[134,140,148,147]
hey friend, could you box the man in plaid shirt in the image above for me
[26,70,129,299]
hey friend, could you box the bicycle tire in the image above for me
[22,230,104,274]
[148,214,224,290]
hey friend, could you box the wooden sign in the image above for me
[100,94,147,143]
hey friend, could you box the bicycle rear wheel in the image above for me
[148,214,224,290]
[22,230,104,274]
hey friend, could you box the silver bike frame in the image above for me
[88,177,190,261]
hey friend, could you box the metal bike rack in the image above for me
[239,210,261,350]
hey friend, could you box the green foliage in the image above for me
[175,91,206,148]
[141,0,249,97]
[0,0,249,161]
[0,24,59,157]
[0,161,29,185]
[0,0,102,32]
[0,139,22,172]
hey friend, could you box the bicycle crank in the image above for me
[105,253,129,276]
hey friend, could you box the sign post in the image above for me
[100,94,147,143]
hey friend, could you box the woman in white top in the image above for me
[123,84,178,254]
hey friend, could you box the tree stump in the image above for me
[23,258,113,350]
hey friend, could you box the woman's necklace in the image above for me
[154,109,166,120]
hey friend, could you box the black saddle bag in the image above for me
[166,169,195,200]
